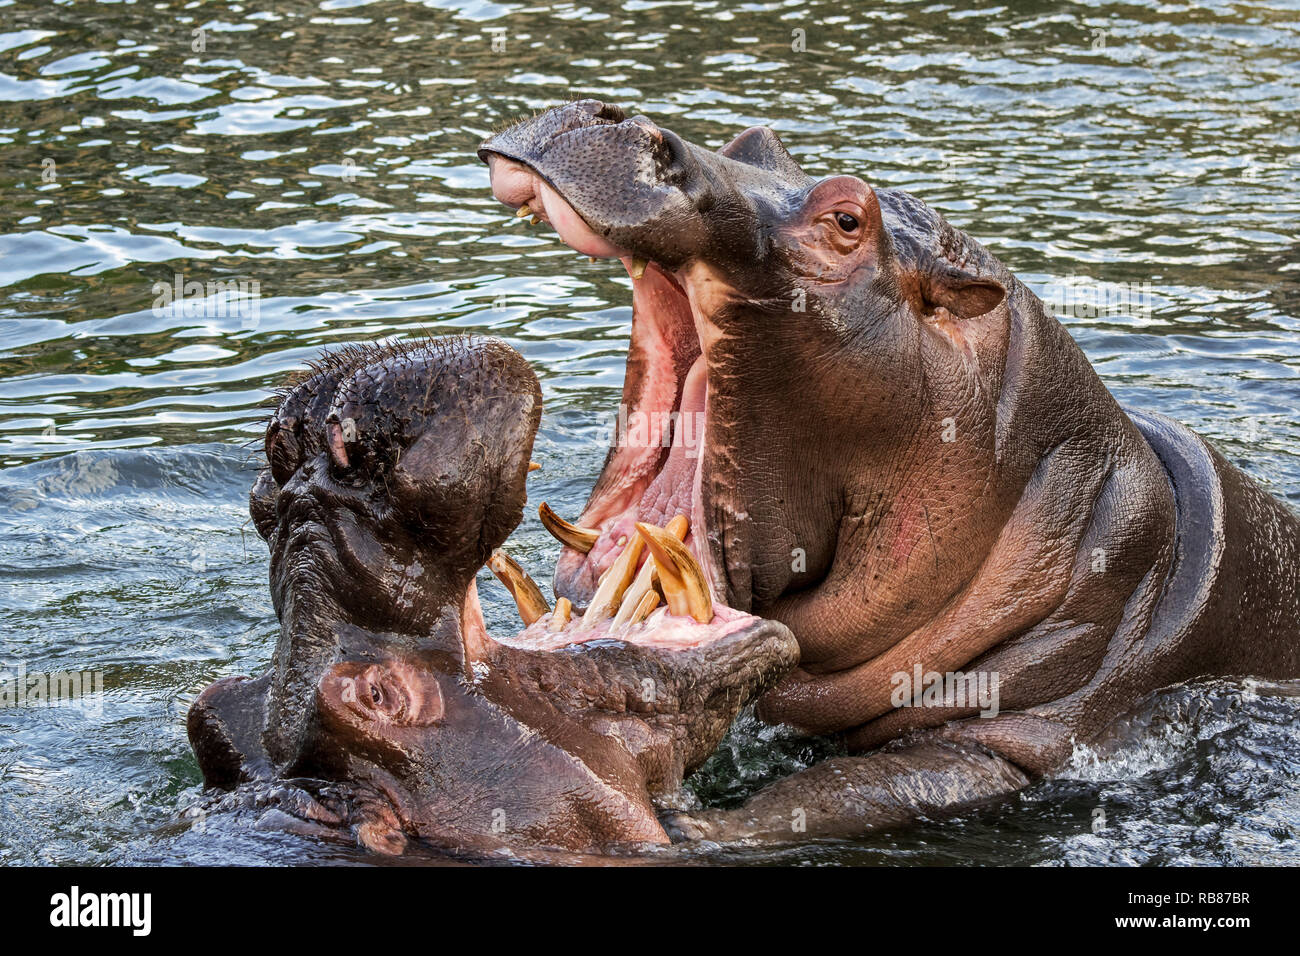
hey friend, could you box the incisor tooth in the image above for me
[581,532,645,625]
[548,597,572,631]
[528,461,541,472]
[629,257,647,280]
[611,514,688,628]
[487,549,550,626]
[626,590,659,627]
[538,502,599,553]
[634,522,713,623]
[516,203,532,218]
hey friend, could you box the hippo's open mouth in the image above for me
[481,114,721,612]
[464,467,751,654]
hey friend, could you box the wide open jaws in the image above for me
[484,153,722,609]
[554,263,713,604]
[460,508,763,659]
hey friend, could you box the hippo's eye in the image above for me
[361,672,407,721]
[834,212,859,234]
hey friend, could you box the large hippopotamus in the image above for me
[479,100,1300,841]
[187,336,797,854]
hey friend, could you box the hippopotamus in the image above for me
[186,336,798,854]
[479,100,1300,842]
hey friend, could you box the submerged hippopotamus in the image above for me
[187,337,797,854]
[480,100,1300,841]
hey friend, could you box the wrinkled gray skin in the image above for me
[187,336,798,854]
[480,101,1300,842]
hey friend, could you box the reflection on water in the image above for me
[1,0,1297,864]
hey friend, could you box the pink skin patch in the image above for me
[889,498,931,568]
[579,355,707,581]
[502,604,760,652]
[486,156,627,259]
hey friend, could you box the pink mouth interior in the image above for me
[461,577,756,655]
[486,154,719,605]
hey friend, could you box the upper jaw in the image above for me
[479,102,710,271]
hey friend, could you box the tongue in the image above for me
[638,354,706,526]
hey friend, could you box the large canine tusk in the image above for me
[634,522,713,623]
[487,549,550,626]
[612,514,688,628]
[538,502,599,553]
[581,532,645,625]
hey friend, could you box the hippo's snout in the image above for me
[485,155,628,259]
[479,99,711,271]
[248,335,543,770]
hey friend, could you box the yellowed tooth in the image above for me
[548,597,572,631]
[530,215,542,225]
[516,203,532,218]
[528,461,541,472]
[588,256,598,264]
[581,531,645,625]
[634,522,713,623]
[611,515,688,628]
[626,590,660,627]
[629,257,647,280]
[538,502,599,554]
[487,549,550,626]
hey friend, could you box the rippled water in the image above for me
[1,0,1298,865]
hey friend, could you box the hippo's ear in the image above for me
[718,127,807,181]
[918,264,1005,320]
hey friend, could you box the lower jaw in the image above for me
[461,563,758,656]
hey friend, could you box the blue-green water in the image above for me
[1,0,1298,865]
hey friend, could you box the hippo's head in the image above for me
[480,100,1010,619]
[188,336,797,854]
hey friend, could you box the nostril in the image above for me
[657,129,694,179]
[266,422,300,486]
[593,102,626,124]
[631,115,662,142]
[326,415,361,473]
